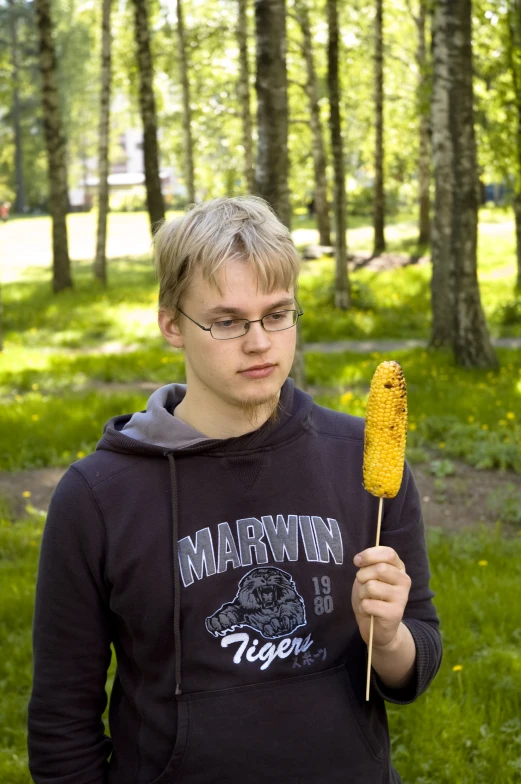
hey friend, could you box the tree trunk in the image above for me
[237,0,255,193]
[417,0,430,247]
[177,0,196,204]
[254,0,291,229]
[373,0,386,256]
[327,0,350,308]
[447,0,497,368]
[507,0,521,290]
[131,0,165,231]
[254,0,304,388]
[94,0,112,285]
[430,0,453,346]
[515,195,521,290]
[8,0,26,214]
[295,0,331,246]
[34,0,72,292]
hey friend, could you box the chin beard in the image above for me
[238,393,281,429]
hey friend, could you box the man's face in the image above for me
[161,259,297,419]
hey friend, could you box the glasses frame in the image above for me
[175,298,304,340]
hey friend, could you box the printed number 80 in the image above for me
[312,576,334,615]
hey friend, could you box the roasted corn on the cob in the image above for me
[363,360,408,499]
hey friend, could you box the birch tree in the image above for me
[432,0,497,367]
[415,0,430,246]
[430,0,452,346]
[294,0,331,246]
[34,0,72,292]
[94,0,112,285]
[177,0,196,204]
[373,0,386,255]
[131,0,165,231]
[7,0,25,214]
[237,0,254,192]
[254,0,291,227]
[506,0,521,289]
[327,0,350,308]
[254,0,305,388]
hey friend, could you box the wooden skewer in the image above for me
[366,495,384,701]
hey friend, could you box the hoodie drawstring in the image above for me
[166,452,182,696]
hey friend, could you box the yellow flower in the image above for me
[341,391,354,404]
[409,422,417,431]
[22,490,31,498]
[438,441,446,448]
[31,414,39,422]
[161,357,169,364]
[15,395,23,403]
[478,560,488,566]
[499,420,507,426]
[481,424,488,430]
[467,416,475,423]
[506,412,516,420]
[452,665,463,672]
[76,451,86,459]
[31,383,39,391]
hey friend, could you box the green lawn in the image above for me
[1,208,520,349]
[2,509,520,783]
[0,346,520,475]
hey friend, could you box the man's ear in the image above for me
[158,309,184,350]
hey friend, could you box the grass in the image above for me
[1,208,520,349]
[1,345,519,473]
[0,208,519,473]
[2,507,520,783]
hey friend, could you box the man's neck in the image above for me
[173,389,281,439]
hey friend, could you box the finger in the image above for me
[359,579,398,603]
[356,562,411,587]
[354,546,406,571]
[358,598,404,622]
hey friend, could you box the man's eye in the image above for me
[266,312,286,321]
[215,319,236,328]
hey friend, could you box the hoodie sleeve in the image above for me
[368,461,443,705]
[27,465,113,783]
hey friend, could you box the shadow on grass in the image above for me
[3,257,159,348]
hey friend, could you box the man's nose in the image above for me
[242,320,272,349]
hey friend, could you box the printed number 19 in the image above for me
[312,576,334,615]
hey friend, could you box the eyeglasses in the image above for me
[176,299,304,340]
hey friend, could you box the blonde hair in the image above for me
[153,196,301,320]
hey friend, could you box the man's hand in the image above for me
[351,546,411,650]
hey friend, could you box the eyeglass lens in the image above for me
[210,310,298,339]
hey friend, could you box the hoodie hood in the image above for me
[97,376,313,457]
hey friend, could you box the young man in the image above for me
[28,196,442,784]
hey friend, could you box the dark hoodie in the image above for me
[28,378,442,784]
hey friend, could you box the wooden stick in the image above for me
[366,495,384,701]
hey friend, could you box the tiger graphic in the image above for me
[205,567,307,640]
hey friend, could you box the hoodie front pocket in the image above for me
[148,663,385,784]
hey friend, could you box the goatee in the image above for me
[238,393,281,429]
